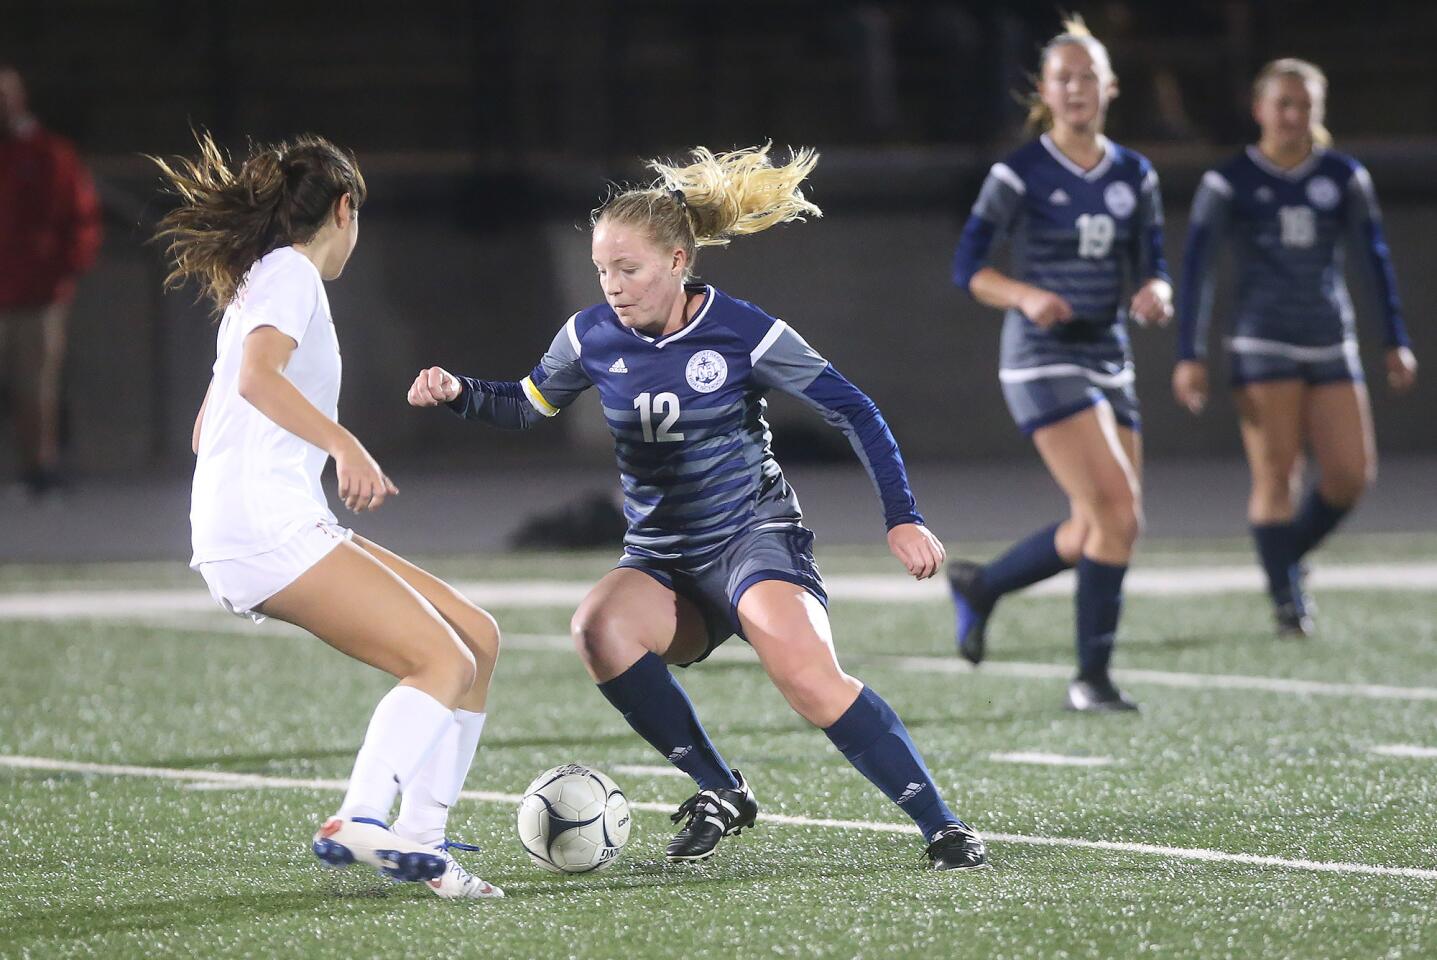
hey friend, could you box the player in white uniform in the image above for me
[153,133,501,899]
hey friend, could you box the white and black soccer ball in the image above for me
[516,763,631,873]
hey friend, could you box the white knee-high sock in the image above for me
[337,685,454,824]
[394,709,488,846]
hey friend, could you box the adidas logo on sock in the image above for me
[1049,188,1071,206]
[666,746,692,762]
[609,357,629,373]
[897,781,926,804]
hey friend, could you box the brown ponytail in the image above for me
[150,131,366,315]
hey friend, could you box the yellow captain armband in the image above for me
[520,376,560,417]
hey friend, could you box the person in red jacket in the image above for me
[0,64,103,496]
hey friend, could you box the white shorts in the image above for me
[194,521,353,622]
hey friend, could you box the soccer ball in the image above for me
[516,763,630,873]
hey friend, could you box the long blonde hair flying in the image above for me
[592,143,821,279]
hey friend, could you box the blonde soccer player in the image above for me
[946,17,1171,711]
[409,145,987,871]
[1173,59,1416,636]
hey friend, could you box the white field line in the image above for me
[1370,744,1437,759]
[893,656,1437,702]
[4,754,1435,882]
[989,752,1116,767]
[3,561,1437,620]
[14,610,1437,705]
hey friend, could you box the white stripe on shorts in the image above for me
[1225,337,1357,362]
[998,363,1135,389]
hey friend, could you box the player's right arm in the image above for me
[954,161,1073,329]
[410,315,593,429]
[1172,170,1235,415]
[239,326,397,512]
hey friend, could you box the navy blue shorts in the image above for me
[999,364,1141,436]
[617,523,828,666]
[1227,337,1362,387]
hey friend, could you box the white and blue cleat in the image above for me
[423,839,504,900]
[312,816,447,882]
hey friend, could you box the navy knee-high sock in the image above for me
[1250,522,1299,605]
[823,686,961,840]
[1290,489,1351,559]
[597,652,737,791]
[1075,557,1126,680]
[978,521,1071,604]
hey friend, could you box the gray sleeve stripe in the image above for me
[1142,167,1159,193]
[990,162,1026,196]
[564,313,582,357]
[1349,165,1380,217]
[1201,170,1233,198]
[750,319,789,365]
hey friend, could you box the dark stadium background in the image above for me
[4,0,1433,557]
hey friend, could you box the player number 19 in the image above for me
[1076,213,1116,259]
[634,392,685,443]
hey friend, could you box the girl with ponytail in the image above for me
[156,133,504,899]
[1173,59,1417,636]
[408,143,988,872]
[947,16,1171,713]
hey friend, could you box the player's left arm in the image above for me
[1345,163,1416,392]
[751,323,944,579]
[1127,164,1173,328]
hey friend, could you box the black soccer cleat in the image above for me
[925,823,990,871]
[946,560,995,666]
[1064,674,1140,713]
[666,769,758,862]
[1274,600,1314,638]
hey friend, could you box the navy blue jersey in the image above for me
[1177,147,1409,360]
[449,285,922,559]
[953,134,1169,339]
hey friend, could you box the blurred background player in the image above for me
[1173,58,1418,636]
[154,133,502,899]
[946,17,1172,712]
[409,144,988,872]
[0,62,102,498]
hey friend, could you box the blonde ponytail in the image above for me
[592,143,821,278]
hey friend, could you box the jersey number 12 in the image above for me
[634,392,684,442]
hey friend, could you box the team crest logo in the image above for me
[1306,175,1340,210]
[685,350,728,393]
[1103,181,1136,218]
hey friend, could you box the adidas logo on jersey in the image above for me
[897,781,927,804]
[1048,188,1071,206]
[609,358,629,374]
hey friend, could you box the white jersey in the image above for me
[190,246,341,563]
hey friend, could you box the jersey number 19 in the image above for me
[1076,213,1116,259]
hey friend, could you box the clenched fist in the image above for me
[408,366,462,407]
